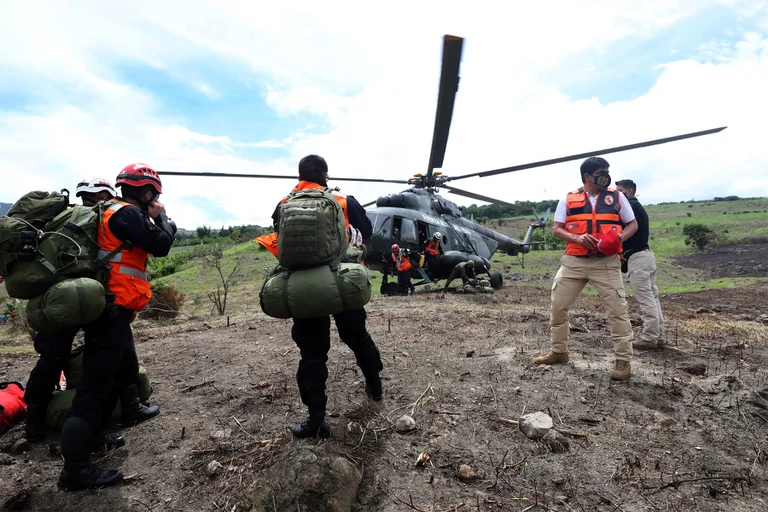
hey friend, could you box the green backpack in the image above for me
[0,191,121,300]
[277,188,348,269]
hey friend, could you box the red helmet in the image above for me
[115,163,163,194]
[391,244,400,253]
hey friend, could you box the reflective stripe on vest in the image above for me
[426,241,439,256]
[564,187,623,256]
[98,200,152,311]
[98,250,122,262]
[392,253,412,272]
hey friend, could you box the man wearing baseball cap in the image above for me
[533,157,638,380]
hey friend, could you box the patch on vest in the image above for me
[604,195,614,206]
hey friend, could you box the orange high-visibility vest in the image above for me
[425,240,439,256]
[98,201,152,311]
[255,181,350,259]
[392,252,412,272]
[564,187,623,256]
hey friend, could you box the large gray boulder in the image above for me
[246,446,362,512]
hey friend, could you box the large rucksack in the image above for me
[0,190,123,331]
[260,262,372,319]
[277,188,348,269]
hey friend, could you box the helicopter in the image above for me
[160,35,726,292]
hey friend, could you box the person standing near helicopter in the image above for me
[534,157,637,381]
[424,232,442,275]
[391,244,415,295]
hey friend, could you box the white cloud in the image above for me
[1,0,766,229]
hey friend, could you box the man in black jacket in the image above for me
[24,178,162,444]
[616,179,665,349]
[58,164,175,491]
[271,155,384,439]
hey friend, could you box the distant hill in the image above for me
[0,202,11,215]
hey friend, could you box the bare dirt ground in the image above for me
[2,253,768,511]
[675,243,768,278]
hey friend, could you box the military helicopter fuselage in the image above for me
[363,187,529,284]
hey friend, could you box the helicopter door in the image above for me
[417,222,429,249]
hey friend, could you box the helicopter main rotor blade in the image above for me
[442,185,529,212]
[448,126,727,181]
[159,171,409,184]
[426,35,463,178]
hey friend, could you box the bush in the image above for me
[141,283,186,320]
[683,223,714,251]
[147,252,192,280]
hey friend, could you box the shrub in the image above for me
[147,252,192,280]
[141,282,186,319]
[683,223,714,251]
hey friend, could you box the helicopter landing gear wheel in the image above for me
[490,271,504,290]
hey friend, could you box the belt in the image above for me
[623,247,649,260]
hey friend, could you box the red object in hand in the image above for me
[593,231,621,256]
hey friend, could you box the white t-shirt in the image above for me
[554,189,635,224]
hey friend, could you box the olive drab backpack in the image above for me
[277,188,349,269]
[0,190,124,331]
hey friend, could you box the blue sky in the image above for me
[1,1,766,228]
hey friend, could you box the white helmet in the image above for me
[75,177,116,198]
[433,232,442,241]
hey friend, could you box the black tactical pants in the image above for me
[60,306,139,468]
[291,308,383,417]
[24,329,79,433]
[397,269,414,295]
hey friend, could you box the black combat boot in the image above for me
[24,401,50,443]
[89,433,125,453]
[58,462,123,491]
[364,374,383,402]
[120,384,160,426]
[292,414,331,439]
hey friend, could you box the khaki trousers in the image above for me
[626,250,665,342]
[550,254,633,361]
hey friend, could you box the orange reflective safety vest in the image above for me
[564,187,624,256]
[99,201,152,311]
[392,252,412,272]
[255,181,350,259]
[425,240,439,256]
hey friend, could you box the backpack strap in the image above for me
[329,263,349,312]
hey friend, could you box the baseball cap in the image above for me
[594,230,621,256]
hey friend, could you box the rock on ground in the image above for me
[541,430,570,453]
[246,447,362,512]
[519,412,553,440]
[395,415,417,433]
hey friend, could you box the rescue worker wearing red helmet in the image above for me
[24,177,162,446]
[58,164,175,491]
[390,244,415,295]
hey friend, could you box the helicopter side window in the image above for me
[375,215,392,236]
[399,218,417,243]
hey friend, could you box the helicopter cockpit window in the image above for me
[399,218,417,242]
[366,212,377,229]
[374,215,392,237]
[431,199,445,215]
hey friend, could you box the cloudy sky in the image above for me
[1,1,766,229]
